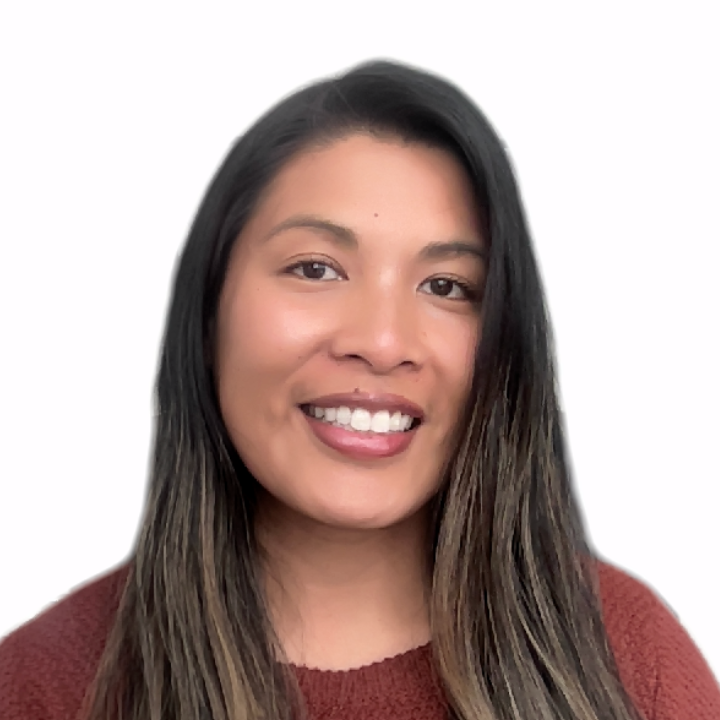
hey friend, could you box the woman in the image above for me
[0,60,717,720]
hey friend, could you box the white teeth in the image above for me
[305,404,415,434]
[350,408,372,431]
[336,406,352,425]
[370,410,390,433]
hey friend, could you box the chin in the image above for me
[254,463,440,534]
[291,489,434,533]
[314,509,405,531]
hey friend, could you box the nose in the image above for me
[329,283,425,374]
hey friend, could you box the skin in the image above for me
[215,133,486,669]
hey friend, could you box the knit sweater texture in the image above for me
[0,561,718,720]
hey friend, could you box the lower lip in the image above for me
[302,413,418,460]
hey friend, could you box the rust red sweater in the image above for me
[0,562,718,719]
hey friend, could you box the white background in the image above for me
[1,1,718,679]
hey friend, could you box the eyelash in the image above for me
[284,258,345,281]
[425,277,478,302]
[284,259,478,302]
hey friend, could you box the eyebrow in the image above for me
[262,214,487,262]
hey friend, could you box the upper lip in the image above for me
[301,392,425,420]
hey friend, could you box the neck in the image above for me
[256,495,433,671]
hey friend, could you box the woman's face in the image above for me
[216,134,486,530]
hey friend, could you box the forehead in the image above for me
[250,134,482,237]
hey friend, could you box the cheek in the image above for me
[215,284,333,417]
[434,315,478,399]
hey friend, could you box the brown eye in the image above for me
[420,277,472,300]
[288,261,341,281]
[429,278,453,296]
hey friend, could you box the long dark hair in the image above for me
[83,59,643,720]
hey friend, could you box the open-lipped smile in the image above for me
[299,392,424,460]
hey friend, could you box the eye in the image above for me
[286,260,343,281]
[419,276,475,301]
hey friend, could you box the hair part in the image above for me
[83,59,644,720]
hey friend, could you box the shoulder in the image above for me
[0,564,130,720]
[596,559,720,720]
